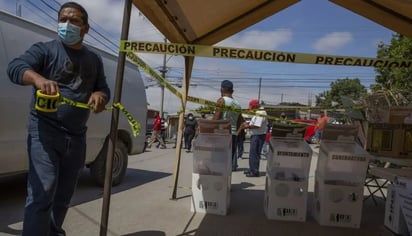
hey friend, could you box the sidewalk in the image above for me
[61,142,394,236]
[0,142,393,235]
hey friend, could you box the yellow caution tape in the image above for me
[120,41,412,68]
[112,103,141,137]
[35,90,60,112]
[35,90,140,137]
[124,51,365,123]
[125,52,239,111]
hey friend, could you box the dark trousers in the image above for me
[237,138,244,159]
[184,132,195,151]
[231,135,238,171]
[23,129,86,236]
[248,134,266,174]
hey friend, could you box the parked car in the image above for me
[0,11,147,186]
[291,119,319,144]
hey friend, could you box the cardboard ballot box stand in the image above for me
[191,120,232,215]
[313,124,371,228]
[384,177,412,236]
[264,123,313,222]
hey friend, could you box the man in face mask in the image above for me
[7,2,110,235]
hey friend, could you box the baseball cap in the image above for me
[248,99,259,109]
[221,80,233,90]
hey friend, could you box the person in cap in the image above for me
[147,111,167,149]
[213,80,242,171]
[240,99,267,177]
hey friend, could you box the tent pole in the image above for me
[99,0,132,235]
[171,56,194,199]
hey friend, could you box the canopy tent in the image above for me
[101,0,412,234]
[131,0,302,202]
[132,0,412,44]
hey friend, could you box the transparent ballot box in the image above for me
[316,140,370,183]
[193,133,232,176]
[267,137,313,180]
[198,119,231,134]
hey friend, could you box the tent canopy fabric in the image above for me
[132,0,300,45]
[132,0,412,46]
[330,0,412,39]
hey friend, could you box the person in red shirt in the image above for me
[147,112,166,149]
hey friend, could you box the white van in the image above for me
[0,11,147,186]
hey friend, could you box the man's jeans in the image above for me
[237,138,244,159]
[23,128,86,236]
[231,135,238,171]
[248,134,266,174]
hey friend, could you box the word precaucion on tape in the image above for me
[121,41,377,122]
[120,41,412,68]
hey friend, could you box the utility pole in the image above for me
[159,37,167,118]
[258,77,262,103]
[16,1,21,16]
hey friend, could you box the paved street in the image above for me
[0,141,395,236]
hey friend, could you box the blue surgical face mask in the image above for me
[58,22,81,45]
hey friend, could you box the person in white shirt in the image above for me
[242,99,267,177]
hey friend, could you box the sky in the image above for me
[0,0,396,114]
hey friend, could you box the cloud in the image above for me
[313,32,352,53]
[218,29,292,50]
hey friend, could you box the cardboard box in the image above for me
[313,175,364,228]
[366,123,412,158]
[384,184,409,235]
[191,173,230,215]
[264,176,309,222]
[366,106,412,158]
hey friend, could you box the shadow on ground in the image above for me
[177,184,390,236]
[0,168,171,236]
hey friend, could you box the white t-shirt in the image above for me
[249,109,267,136]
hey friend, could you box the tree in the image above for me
[373,34,412,100]
[316,78,367,107]
[194,105,215,114]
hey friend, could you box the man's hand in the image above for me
[88,91,107,113]
[24,70,59,95]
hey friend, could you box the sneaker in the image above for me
[185,150,191,153]
[160,145,166,149]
